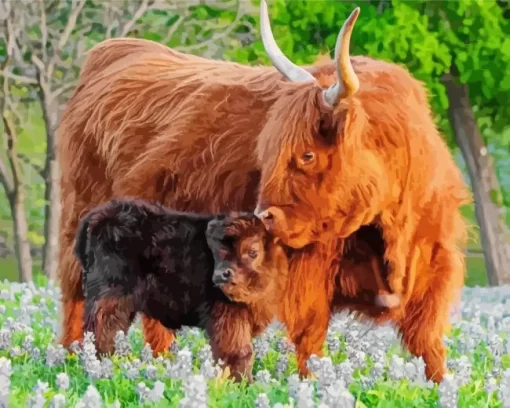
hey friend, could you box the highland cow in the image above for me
[58,0,469,383]
[74,198,288,381]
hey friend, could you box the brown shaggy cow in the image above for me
[57,0,469,383]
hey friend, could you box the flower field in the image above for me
[0,278,509,408]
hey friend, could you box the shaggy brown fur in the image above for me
[75,198,287,382]
[58,36,469,383]
[256,56,470,382]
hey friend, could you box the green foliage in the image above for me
[235,0,510,146]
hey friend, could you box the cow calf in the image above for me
[74,198,288,382]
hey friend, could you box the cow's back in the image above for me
[78,38,177,83]
[57,39,282,293]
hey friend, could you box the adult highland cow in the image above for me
[58,0,469,383]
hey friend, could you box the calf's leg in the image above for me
[207,303,254,383]
[84,295,136,355]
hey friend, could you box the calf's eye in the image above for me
[247,249,258,259]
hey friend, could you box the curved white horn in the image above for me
[260,0,315,83]
[323,8,361,106]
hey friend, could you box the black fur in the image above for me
[74,198,234,334]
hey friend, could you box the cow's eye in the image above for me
[301,152,315,164]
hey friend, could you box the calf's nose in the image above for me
[213,268,234,285]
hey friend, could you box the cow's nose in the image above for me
[256,209,275,231]
[260,210,274,221]
[254,203,268,218]
[256,206,287,234]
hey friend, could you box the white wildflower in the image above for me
[75,385,102,408]
[114,330,132,357]
[199,357,220,379]
[46,344,67,367]
[319,379,356,408]
[255,393,271,408]
[144,364,158,380]
[179,374,207,408]
[499,369,510,407]
[100,358,114,379]
[0,357,12,407]
[141,343,153,363]
[253,334,270,359]
[438,373,459,408]
[388,355,405,381]
[335,360,354,386]
[255,369,272,384]
[56,373,70,391]
[49,394,66,408]
[293,381,315,408]
[0,329,11,350]
[167,347,193,379]
[27,381,49,408]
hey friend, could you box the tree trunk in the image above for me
[9,191,33,282]
[442,75,510,285]
[39,87,61,282]
[42,156,61,281]
[0,115,33,282]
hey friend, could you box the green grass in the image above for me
[1,278,508,407]
[0,257,45,285]
[464,256,488,287]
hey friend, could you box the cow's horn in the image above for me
[260,0,315,83]
[323,8,360,106]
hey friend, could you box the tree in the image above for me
[427,1,510,286]
[238,0,510,285]
[0,14,32,282]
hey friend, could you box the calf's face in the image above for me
[206,213,288,305]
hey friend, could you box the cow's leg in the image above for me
[58,171,112,350]
[206,302,254,383]
[398,243,464,383]
[280,290,331,378]
[289,309,330,378]
[58,208,86,349]
[142,315,176,356]
[280,249,334,378]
